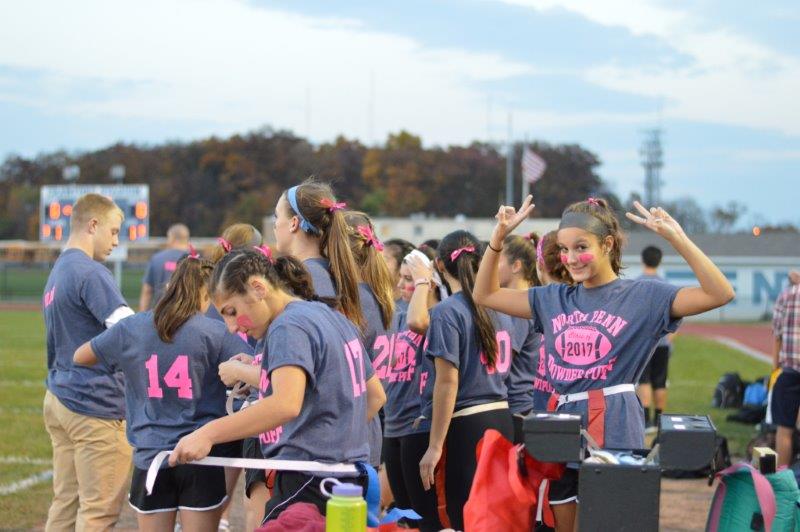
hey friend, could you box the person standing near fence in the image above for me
[636,245,676,432]
[42,193,135,531]
[771,274,800,467]
[138,223,190,311]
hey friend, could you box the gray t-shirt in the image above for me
[637,274,674,348]
[90,312,250,469]
[257,301,373,464]
[506,317,542,415]
[377,311,428,437]
[44,249,129,419]
[424,292,521,415]
[528,279,681,448]
[358,283,388,466]
[304,257,336,299]
[143,248,187,308]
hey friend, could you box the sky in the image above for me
[0,0,798,226]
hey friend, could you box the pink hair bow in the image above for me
[217,237,232,253]
[320,198,347,213]
[254,245,275,264]
[587,197,600,206]
[536,235,546,266]
[357,225,384,251]
[450,246,475,262]
[188,244,200,259]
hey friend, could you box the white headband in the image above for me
[403,250,449,300]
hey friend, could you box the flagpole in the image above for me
[505,112,513,205]
[522,135,530,204]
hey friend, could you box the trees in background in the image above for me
[0,126,654,239]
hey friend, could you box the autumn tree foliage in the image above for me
[0,127,617,239]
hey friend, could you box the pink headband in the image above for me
[320,198,346,213]
[536,235,546,266]
[188,244,200,260]
[254,245,274,264]
[450,246,476,262]
[357,225,384,251]
[217,237,232,253]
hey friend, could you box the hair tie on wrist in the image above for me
[488,243,503,253]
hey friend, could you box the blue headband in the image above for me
[287,186,320,235]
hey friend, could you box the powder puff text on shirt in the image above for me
[546,309,630,383]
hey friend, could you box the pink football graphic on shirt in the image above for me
[554,326,612,365]
[164,261,177,272]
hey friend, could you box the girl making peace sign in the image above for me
[473,196,734,531]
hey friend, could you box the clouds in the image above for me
[0,0,533,144]
[496,0,800,135]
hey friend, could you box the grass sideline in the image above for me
[0,265,145,303]
[0,310,771,528]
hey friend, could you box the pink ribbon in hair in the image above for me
[587,197,600,206]
[320,198,347,213]
[217,237,232,253]
[254,245,275,264]
[357,225,384,251]
[188,244,200,260]
[536,235,546,266]
[450,246,475,262]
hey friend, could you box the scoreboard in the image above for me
[40,184,150,243]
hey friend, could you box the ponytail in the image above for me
[154,256,214,342]
[503,232,541,287]
[344,211,395,329]
[283,179,364,328]
[210,249,321,306]
[438,231,498,368]
[210,223,263,264]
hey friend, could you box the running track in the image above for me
[679,322,773,363]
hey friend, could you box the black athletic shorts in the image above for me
[548,467,579,505]
[244,436,268,497]
[129,463,226,513]
[639,345,670,389]
[771,368,800,428]
[263,471,368,522]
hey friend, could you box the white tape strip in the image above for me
[146,451,358,495]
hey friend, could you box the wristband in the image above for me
[488,243,503,253]
[414,279,430,287]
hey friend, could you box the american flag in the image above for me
[522,147,547,184]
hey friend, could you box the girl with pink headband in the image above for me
[474,195,734,531]
[418,230,526,531]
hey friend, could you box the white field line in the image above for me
[708,335,772,363]
[0,456,51,465]
[0,470,53,495]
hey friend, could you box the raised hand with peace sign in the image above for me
[489,195,536,250]
[625,201,686,243]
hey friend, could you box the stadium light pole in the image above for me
[640,129,663,206]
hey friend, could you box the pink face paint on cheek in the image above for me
[560,254,569,264]
[236,314,255,329]
[578,253,595,264]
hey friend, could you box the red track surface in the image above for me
[679,322,773,360]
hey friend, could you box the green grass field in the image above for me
[0,310,771,529]
[0,265,145,303]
